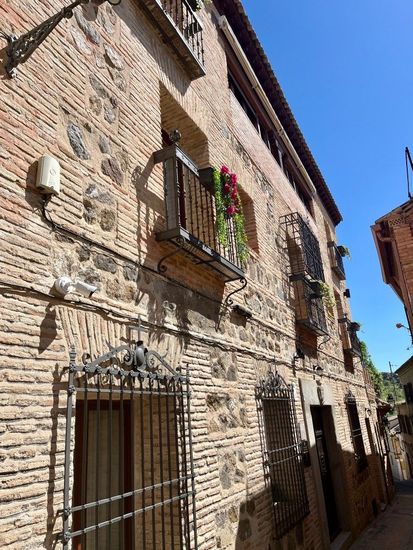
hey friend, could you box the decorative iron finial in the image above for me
[169,129,182,144]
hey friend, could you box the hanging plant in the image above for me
[310,280,335,309]
[337,245,351,259]
[213,166,249,264]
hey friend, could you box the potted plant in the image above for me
[310,280,335,309]
[349,321,361,332]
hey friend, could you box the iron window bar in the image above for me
[281,212,325,282]
[290,275,328,336]
[338,317,362,357]
[256,372,309,539]
[62,342,198,549]
[154,143,245,281]
[139,0,205,79]
[345,392,368,472]
[328,242,346,280]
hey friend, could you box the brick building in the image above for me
[0,0,391,548]
[395,358,413,479]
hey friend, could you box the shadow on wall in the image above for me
[44,364,67,550]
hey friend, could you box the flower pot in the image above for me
[350,322,361,332]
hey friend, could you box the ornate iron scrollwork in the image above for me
[223,277,247,309]
[1,0,121,78]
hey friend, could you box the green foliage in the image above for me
[213,169,228,248]
[314,280,335,309]
[359,341,385,398]
[213,168,249,265]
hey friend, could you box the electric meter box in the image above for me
[36,155,61,195]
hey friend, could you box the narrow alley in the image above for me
[350,481,413,549]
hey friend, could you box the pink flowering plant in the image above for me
[213,165,248,264]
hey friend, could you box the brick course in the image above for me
[0,1,388,548]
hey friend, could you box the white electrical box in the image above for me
[36,154,60,195]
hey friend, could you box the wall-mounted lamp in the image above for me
[1,0,121,78]
[396,323,409,331]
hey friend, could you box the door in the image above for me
[311,406,340,541]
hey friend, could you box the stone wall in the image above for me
[0,1,388,548]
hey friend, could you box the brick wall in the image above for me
[0,1,387,548]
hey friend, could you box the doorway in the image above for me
[311,406,340,541]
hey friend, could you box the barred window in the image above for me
[256,372,309,539]
[345,393,367,471]
[404,383,413,403]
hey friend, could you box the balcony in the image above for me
[154,144,245,281]
[140,0,205,80]
[292,275,328,335]
[339,318,362,357]
[328,242,346,280]
[281,212,325,282]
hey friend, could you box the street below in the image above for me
[350,480,413,549]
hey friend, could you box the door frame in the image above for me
[299,379,351,548]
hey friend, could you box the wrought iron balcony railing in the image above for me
[140,0,205,79]
[292,275,328,335]
[339,318,362,357]
[154,144,245,281]
[281,212,325,282]
[328,242,346,280]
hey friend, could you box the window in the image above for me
[63,343,197,549]
[256,372,309,539]
[346,393,368,471]
[404,382,413,403]
[227,65,313,214]
[281,213,328,335]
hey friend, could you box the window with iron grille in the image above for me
[404,383,413,403]
[281,213,328,335]
[345,393,368,471]
[63,343,197,549]
[256,372,309,539]
[281,212,324,282]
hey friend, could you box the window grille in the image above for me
[62,342,197,549]
[256,372,309,539]
[328,242,346,280]
[345,393,368,471]
[404,382,413,403]
[281,212,325,282]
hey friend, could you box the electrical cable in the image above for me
[30,197,368,377]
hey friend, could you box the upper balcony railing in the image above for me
[281,212,325,282]
[141,0,205,79]
[339,317,362,358]
[328,242,346,280]
[154,144,245,281]
[293,275,328,335]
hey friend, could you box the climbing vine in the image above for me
[213,166,249,264]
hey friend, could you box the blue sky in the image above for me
[242,0,413,372]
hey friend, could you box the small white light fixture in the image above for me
[54,276,97,298]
